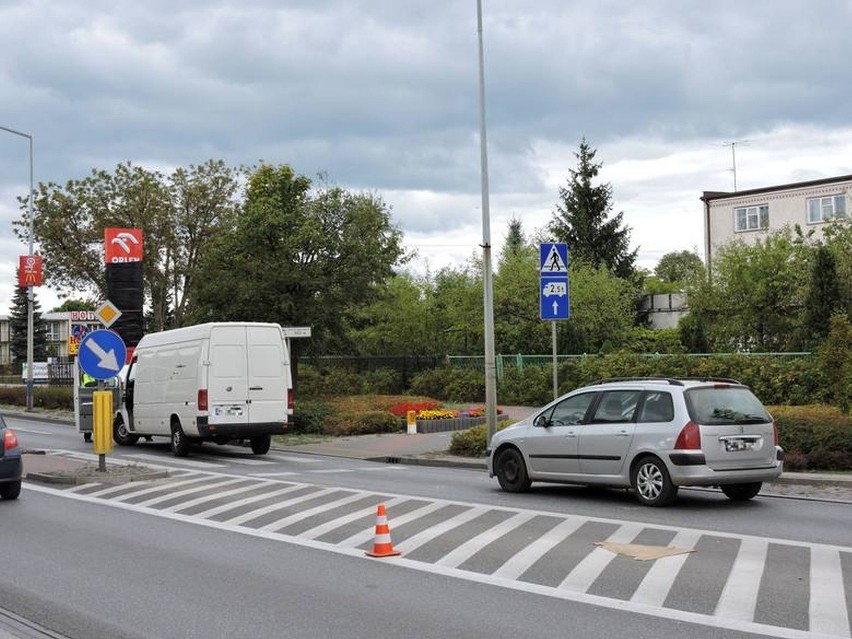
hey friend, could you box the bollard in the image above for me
[92,389,114,471]
[406,410,417,435]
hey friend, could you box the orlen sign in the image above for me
[18,255,43,287]
[104,228,144,263]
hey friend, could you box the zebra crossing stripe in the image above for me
[133,477,247,508]
[258,492,370,532]
[809,546,851,637]
[396,506,490,554]
[221,487,338,526]
[300,496,406,541]
[436,511,537,568]
[338,502,446,549]
[87,475,205,500]
[558,523,643,592]
[163,480,278,514]
[631,529,701,608]
[491,517,584,581]
[715,537,769,622]
[191,483,306,519]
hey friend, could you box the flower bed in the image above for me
[414,413,509,434]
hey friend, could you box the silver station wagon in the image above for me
[487,378,784,506]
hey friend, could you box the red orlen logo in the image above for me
[104,228,144,263]
[18,255,43,287]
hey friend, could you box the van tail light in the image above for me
[772,419,779,446]
[674,421,701,450]
[198,389,208,412]
[287,388,294,412]
[3,429,18,452]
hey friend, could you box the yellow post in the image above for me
[92,389,113,470]
[406,410,417,435]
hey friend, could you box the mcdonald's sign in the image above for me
[18,255,43,287]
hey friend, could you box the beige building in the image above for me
[701,174,851,268]
[0,311,102,365]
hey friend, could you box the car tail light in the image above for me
[674,421,701,450]
[3,429,18,451]
[288,388,294,412]
[772,419,779,446]
[197,389,208,412]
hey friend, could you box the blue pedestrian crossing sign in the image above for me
[78,329,127,380]
[539,243,570,320]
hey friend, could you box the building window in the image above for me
[807,195,847,224]
[735,205,769,232]
[46,322,62,342]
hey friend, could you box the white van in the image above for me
[114,322,293,456]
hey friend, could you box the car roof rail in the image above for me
[590,377,685,386]
[679,377,742,385]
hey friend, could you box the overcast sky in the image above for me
[2,0,852,315]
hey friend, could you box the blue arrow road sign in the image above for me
[540,277,570,320]
[78,329,127,380]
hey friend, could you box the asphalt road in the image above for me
[3,415,851,639]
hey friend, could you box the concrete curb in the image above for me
[26,468,172,486]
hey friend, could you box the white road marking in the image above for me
[491,517,584,580]
[249,472,299,478]
[121,453,226,469]
[715,537,769,621]
[631,529,701,608]
[809,546,851,637]
[300,496,407,541]
[133,478,247,508]
[265,454,325,464]
[191,483,307,519]
[258,492,370,532]
[435,511,537,568]
[338,501,446,549]
[14,427,52,434]
[395,507,489,554]
[163,480,278,514]
[557,523,643,592]
[220,487,339,526]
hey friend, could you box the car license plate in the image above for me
[723,438,755,452]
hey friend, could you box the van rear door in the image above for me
[246,325,288,424]
[208,325,249,426]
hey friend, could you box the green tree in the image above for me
[549,139,637,279]
[9,282,48,362]
[425,264,483,355]
[822,221,852,316]
[190,164,405,363]
[348,273,435,356]
[15,160,241,331]
[51,298,96,312]
[685,228,811,351]
[655,250,704,283]
[803,245,842,346]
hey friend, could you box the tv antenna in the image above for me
[722,140,750,191]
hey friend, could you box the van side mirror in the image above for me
[534,415,550,428]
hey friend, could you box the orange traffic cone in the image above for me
[365,503,402,558]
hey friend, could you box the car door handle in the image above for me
[615,431,630,437]
[249,386,263,391]
[564,432,576,438]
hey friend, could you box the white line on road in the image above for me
[491,517,585,581]
[631,529,701,608]
[395,506,490,554]
[435,511,537,568]
[558,523,643,592]
[714,537,769,621]
[809,546,851,637]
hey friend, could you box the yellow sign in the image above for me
[95,300,122,328]
[69,336,80,355]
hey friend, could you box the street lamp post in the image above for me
[1,125,35,411]
[475,0,498,446]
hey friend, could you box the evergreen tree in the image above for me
[804,245,842,346]
[10,282,49,363]
[549,139,637,279]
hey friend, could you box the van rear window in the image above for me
[685,387,771,425]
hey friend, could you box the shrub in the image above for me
[326,411,404,436]
[409,368,485,402]
[448,425,488,457]
[0,386,73,410]
[292,399,334,435]
[771,404,852,471]
[361,368,405,395]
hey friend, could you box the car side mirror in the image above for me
[534,415,550,428]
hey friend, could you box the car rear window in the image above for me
[685,386,771,425]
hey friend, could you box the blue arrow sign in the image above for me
[78,329,127,380]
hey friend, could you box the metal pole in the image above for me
[551,322,558,400]
[476,0,498,446]
[0,126,35,411]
